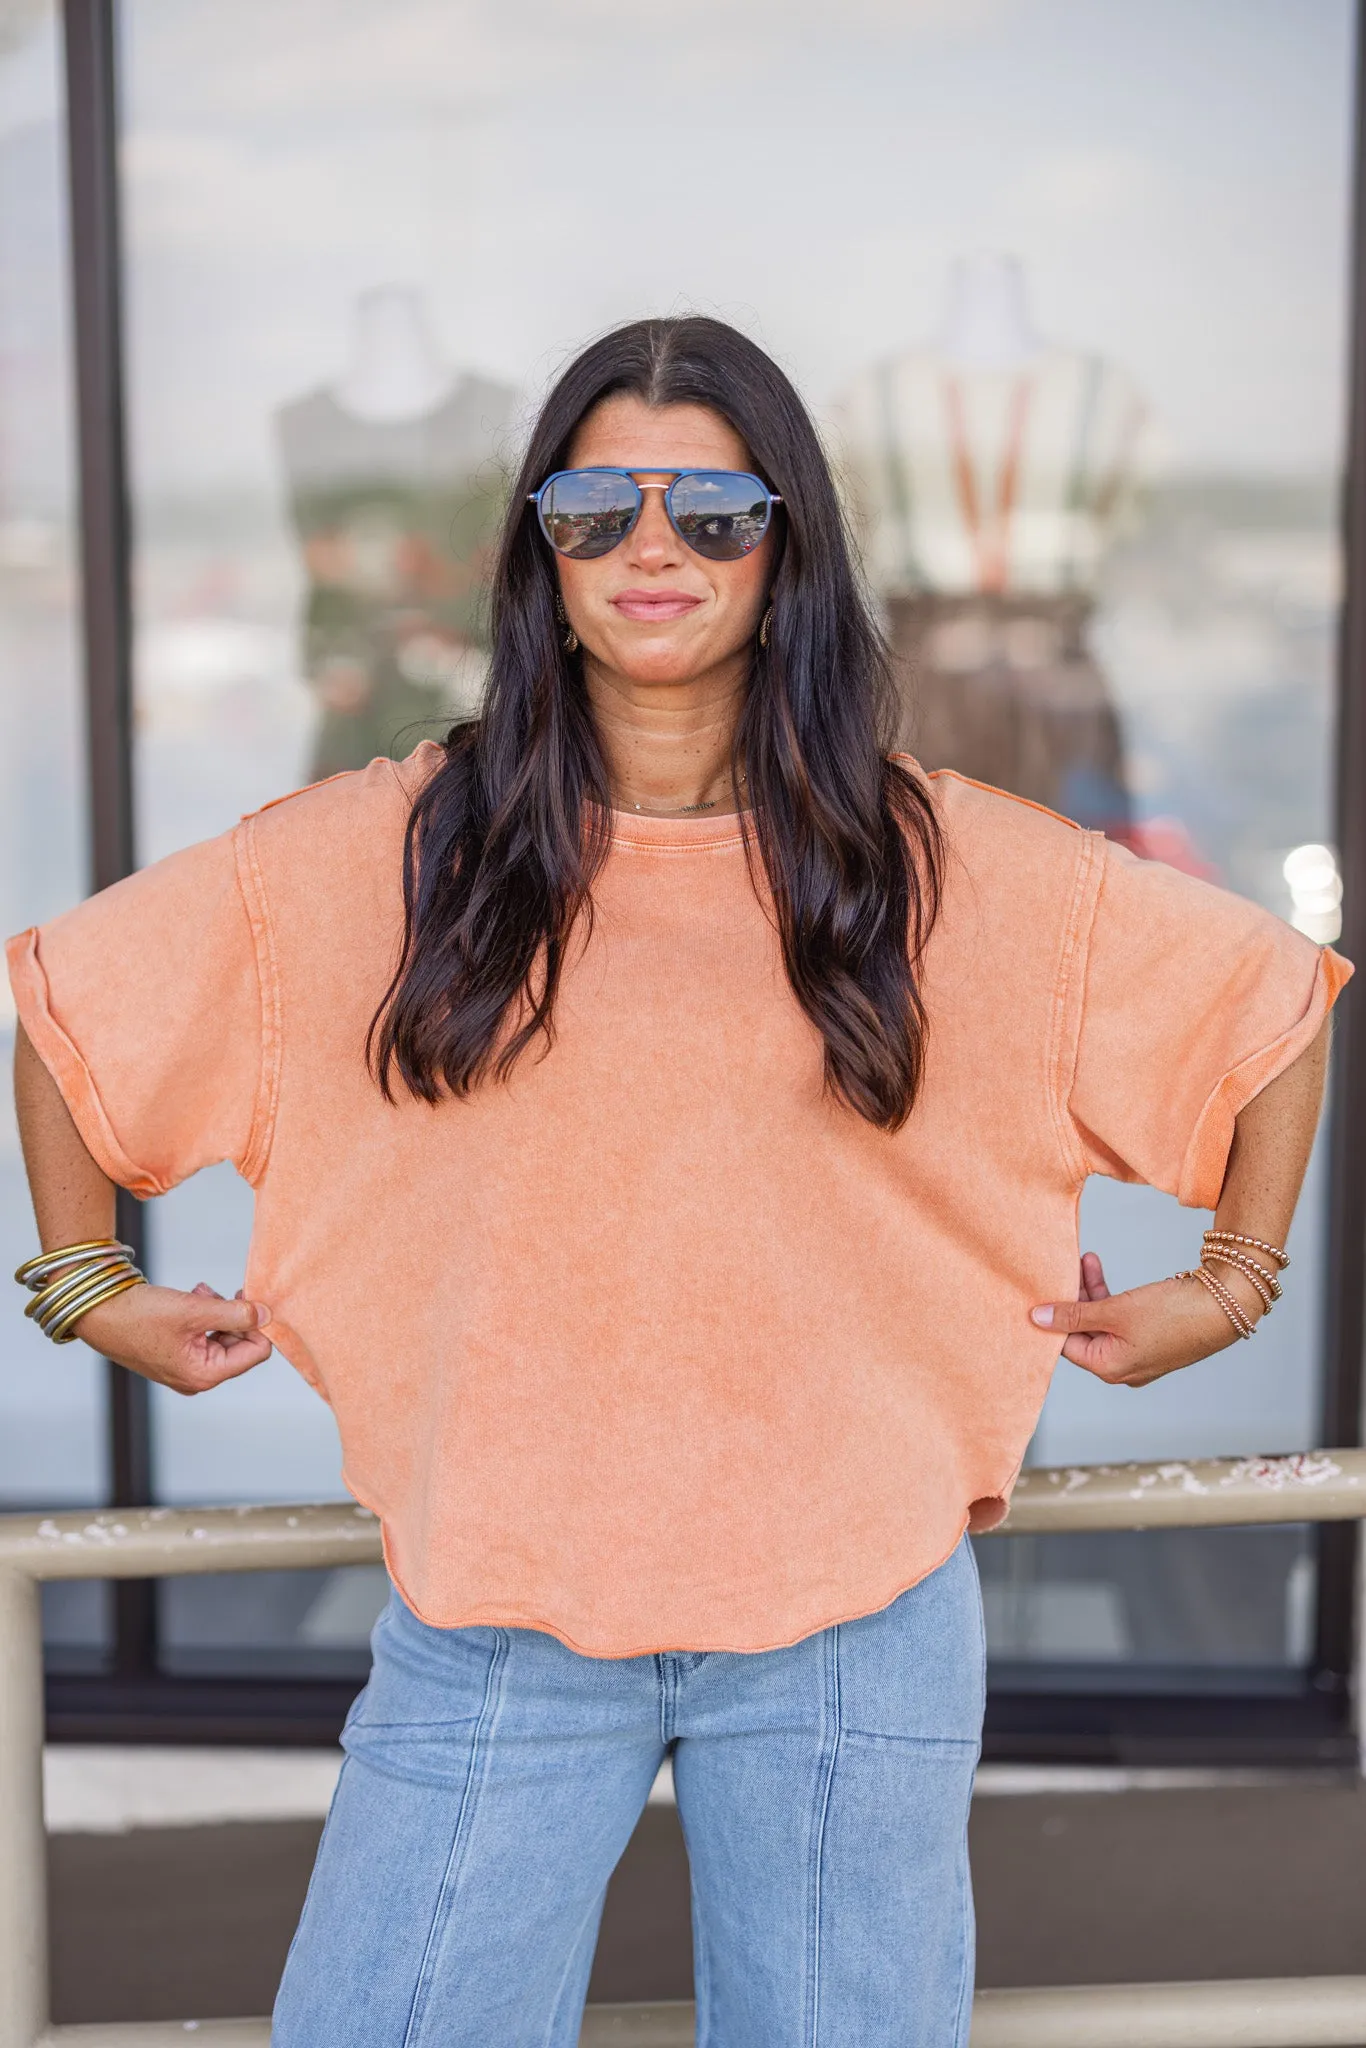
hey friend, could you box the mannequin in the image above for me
[935,253,1043,371]
[277,290,517,778]
[333,286,455,424]
[834,256,1144,834]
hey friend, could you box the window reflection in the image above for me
[98,0,1356,1685]
[278,286,513,776]
[838,254,1141,839]
[0,4,108,1667]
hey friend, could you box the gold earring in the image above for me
[759,603,774,649]
[554,591,579,655]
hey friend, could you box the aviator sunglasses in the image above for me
[530,467,781,563]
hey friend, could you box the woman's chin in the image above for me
[594,638,745,691]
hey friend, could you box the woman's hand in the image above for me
[1030,1251,1260,1389]
[71,1280,273,1396]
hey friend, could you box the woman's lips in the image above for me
[610,590,703,622]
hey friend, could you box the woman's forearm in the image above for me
[12,1022,269,1389]
[1215,1020,1330,1243]
[13,1021,118,1249]
[1033,1014,1335,1377]
[1205,1017,1330,1322]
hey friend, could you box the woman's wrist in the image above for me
[1176,1224,1291,1340]
[1206,1263,1268,1328]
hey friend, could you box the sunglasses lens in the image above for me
[669,471,771,560]
[540,471,640,558]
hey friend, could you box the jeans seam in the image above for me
[948,1804,976,2048]
[401,1627,509,2048]
[691,1858,714,2048]
[955,1542,986,2045]
[806,1622,842,2048]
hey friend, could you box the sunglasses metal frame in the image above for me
[529,466,782,560]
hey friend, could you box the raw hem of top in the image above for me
[353,1481,974,1657]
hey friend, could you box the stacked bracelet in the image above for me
[1176,1229,1290,1344]
[1179,1263,1257,1339]
[1203,1230,1291,1271]
[1201,1243,1281,1312]
[15,1238,147,1345]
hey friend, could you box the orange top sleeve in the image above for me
[5,827,267,1200]
[1068,836,1352,1211]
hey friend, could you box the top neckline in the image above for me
[606,805,751,851]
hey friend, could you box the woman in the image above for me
[9,317,1349,2046]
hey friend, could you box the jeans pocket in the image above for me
[840,1539,987,1747]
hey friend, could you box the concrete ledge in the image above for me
[0,1502,383,1581]
[970,1975,1366,2045]
[29,1979,1366,2047]
[580,2009,695,2045]
[999,1450,1366,1534]
[38,2028,271,2047]
[5,1450,1366,1584]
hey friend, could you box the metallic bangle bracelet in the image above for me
[15,1240,133,1289]
[36,1262,143,1339]
[25,1254,137,1328]
[47,1271,147,1346]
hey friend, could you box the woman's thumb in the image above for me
[1031,1296,1117,1333]
[186,1288,268,1332]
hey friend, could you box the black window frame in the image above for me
[44,0,1366,1758]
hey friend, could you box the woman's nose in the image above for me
[626,487,684,566]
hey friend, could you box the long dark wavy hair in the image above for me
[369,316,942,1131]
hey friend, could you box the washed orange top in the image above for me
[7,743,1352,1655]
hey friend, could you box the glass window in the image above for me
[0,5,105,1508]
[114,0,1353,1686]
[0,5,108,1666]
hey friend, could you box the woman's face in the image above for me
[554,395,776,691]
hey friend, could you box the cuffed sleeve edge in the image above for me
[4,926,170,1199]
[232,819,283,1186]
[1177,943,1354,1210]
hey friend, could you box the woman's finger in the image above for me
[1079,1251,1111,1301]
[1060,1329,1127,1374]
[175,1313,274,1393]
[203,1330,274,1378]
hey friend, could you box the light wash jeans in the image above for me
[273,1537,985,2048]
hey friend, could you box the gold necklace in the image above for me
[628,772,747,817]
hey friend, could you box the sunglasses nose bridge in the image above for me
[625,479,685,559]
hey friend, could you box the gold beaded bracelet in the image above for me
[1201,1245,1280,1313]
[1178,1262,1257,1340]
[15,1237,147,1345]
[1203,1229,1290,1271]
[1176,1228,1290,1343]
